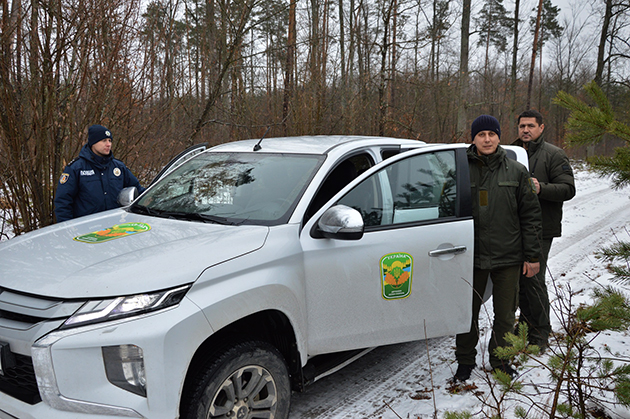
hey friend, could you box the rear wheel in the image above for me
[184,341,291,419]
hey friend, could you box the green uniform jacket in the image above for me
[512,135,575,239]
[467,145,542,270]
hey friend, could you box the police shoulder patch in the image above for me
[59,173,69,184]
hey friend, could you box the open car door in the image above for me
[149,142,209,186]
[118,143,209,206]
[300,145,475,355]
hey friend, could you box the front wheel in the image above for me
[184,341,291,419]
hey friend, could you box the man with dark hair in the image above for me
[54,125,145,222]
[454,115,542,382]
[512,109,575,350]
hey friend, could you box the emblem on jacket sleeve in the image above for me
[381,252,413,300]
[59,173,69,184]
[528,177,537,194]
[113,168,121,177]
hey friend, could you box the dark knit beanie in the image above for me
[471,115,501,141]
[87,125,112,147]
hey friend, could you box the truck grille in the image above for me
[0,308,47,325]
[0,353,40,404]
[0,287,85,405]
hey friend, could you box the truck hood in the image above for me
[0,209,269,299]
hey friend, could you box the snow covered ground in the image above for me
[1,162,627,418]
[289,162,630,419]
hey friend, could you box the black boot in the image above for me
[454,363,475,382]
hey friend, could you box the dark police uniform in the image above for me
[54,144,144,222]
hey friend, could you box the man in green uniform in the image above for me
[454,115,542,381]
[512,110,575,350]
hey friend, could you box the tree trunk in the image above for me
[389,0,397,123]
[595,0,613,86]
[282,0,297,135]
[526,0,544,110]
[319,0,330,130]
[204,0,217,101]
[338,0,347,131]
[189,1,253,143]
[378,0,394,136]
[509,0,520,132]
[457,0,471,139]
[538,35,543,110]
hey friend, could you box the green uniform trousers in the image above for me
[456,265,521,369]
[517,238,553,345]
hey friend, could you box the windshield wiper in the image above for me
[129,205,235,225]
[129,204,160,216]
[193,213,235,225]
[159,211,235,225]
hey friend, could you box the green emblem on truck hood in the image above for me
[74,222,152,244]
[381,252,413,300]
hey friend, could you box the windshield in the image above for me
[132,152,323,225]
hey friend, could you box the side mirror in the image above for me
[317,205,364,240]
[118,187,139,206]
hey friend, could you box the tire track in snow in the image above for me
[550,184,629,267]
[289,336,454,418]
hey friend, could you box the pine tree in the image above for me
[553,80,630,286]
[493,289,630,417]
[598,240,630,284]
[529,0,562,48]
[553,80,630,190]
[474,0,512,55]
[474,0,512,110]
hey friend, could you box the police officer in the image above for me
[54,125,145,222]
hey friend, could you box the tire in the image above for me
[184,341,291,419]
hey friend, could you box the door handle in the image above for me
[428,246,467,257]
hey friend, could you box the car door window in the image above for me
[337,150,457,227]
[304,153,374,222]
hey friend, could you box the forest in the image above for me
[0,0,629,234]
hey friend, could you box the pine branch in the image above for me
[587,147,630,189]
[552,80,630,147]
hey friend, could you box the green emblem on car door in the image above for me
[381,252,413,300]
[74,222,151,243]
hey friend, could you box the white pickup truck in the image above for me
[0,135,527,419]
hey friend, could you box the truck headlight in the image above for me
[103,345,147,397]
[62,284,191,329]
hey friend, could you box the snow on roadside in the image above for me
[290,163,630,419]
[1,163,629,418]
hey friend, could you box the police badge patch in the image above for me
[113,168,121,177]
[59,173,69,184]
